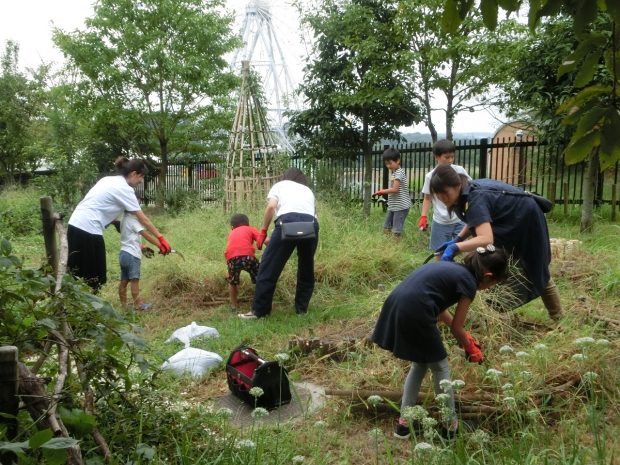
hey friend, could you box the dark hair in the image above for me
[230,213,249,228]
[114,157,148,177]
[281,167,309,186]
[382,147,401,162]
[463,246,509,284]
[432,139,456,156]
[429,164,468,195]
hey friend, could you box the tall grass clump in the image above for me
[0,186,42,238]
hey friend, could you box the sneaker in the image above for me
[238,311,258,320]
[135,303,153,311]
[393,421,411,440]
[393,419,422,440]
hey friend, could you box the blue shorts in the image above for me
[119,250,141,281]
[429,221,465,251]
[383,209,410,234]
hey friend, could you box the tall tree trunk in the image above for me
[362,119,372,218]
[580,148,599,233]
[157,137,168,209]
[422,85,438,142]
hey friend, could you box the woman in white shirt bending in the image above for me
[67,157,172,292]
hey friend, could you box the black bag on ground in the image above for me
[280,221,316,241]
[226,345,291,409]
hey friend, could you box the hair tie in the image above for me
[477,244,496,254]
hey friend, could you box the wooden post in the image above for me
[0,346,18,465]
[40,196,59,275]
[563,182,569,215]
[612,184,617,222]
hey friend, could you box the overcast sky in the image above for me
[0,0,503,136]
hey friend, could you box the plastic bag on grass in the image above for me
[161,347,223,378]
[165,321,219,348]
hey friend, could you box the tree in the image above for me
[487,13,616,232]
[289,0,422,216]
[399,0,526,141]
[442,0,620,172]
[53,0,240,191]
[0,41,43,183]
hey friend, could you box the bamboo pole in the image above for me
[611,184,617,222]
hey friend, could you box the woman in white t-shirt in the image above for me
[67,157,172,292]
[239,168,319,319]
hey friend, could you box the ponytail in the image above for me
[463,245,508,284]
[114,156,148,178]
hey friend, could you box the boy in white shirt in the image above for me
[118,212,160,311]
[418,140,472,251]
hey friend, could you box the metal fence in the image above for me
[136,138,619,208]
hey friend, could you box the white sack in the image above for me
[165,321,219,348]
[161,347,223,378]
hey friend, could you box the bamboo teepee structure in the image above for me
[225,61,282,211]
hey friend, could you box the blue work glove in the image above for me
[441,243,460,261]
[435,236,462,254]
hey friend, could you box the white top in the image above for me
[68,176,141,235]
[421,164,472,225]
[120,213,144,259]
[267,180,316,218]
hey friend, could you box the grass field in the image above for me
[3,187,620,464]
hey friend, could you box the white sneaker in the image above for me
[238,312,257,319]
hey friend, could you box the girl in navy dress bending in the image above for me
[429,164,562,320]
[372,246,508,439]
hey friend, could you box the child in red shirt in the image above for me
[225,213,261,311]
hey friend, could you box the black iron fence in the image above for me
[136,138,619,209]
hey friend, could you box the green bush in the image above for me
[0,187,42,238]
[154,186,203,215]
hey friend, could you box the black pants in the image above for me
[67,224,106,292]
[252,213,319,317]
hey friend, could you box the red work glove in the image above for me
[157,235,172,254]
[256,228,268,250]
[141,245,155,259]
[463,333,484,364]
[417,215,428,231]
[373,189,386,196]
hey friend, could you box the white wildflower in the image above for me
[422,417,437,429]
[515,351,529,359]
[499,345,514,355]
[402,405,428,422]
[435,393,451,404]
[367,395,383,407]
[526,408,539,420]
[216,407,233,418]
[452,379,466,391]
[251,407,269,419]
[275,353,290,363]
[292,455,305,464]
[595,339,610,347]
[236,439,256,449]
[439,379,453,393]
[533,343,548,351]
[572,353,587,362]
[368,427,383,440]
[520,371,533,380]
[469,429,490,445]
[503,396,516,407]
[501,383,514,391]
[485,368,503,380]
[574,337,595,348]
[582,371,598,383]
[313,420,327,430]
[249,387,264,398]
[414,442,433,452]
[501,361,513,370]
